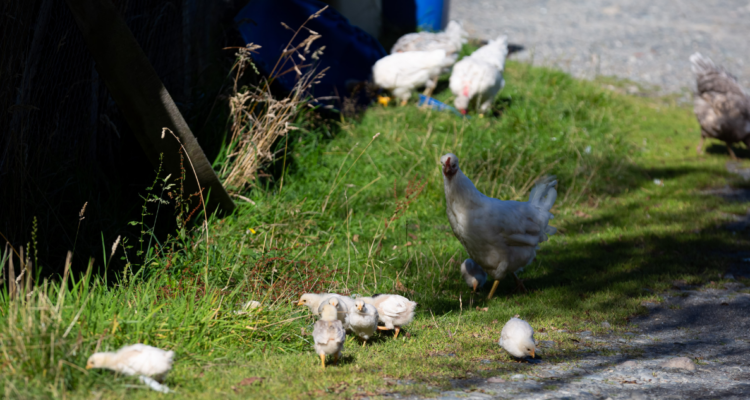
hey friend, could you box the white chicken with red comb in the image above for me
[440,153,557,300]
[449,36,508,115]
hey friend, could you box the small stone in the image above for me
[601,321,611,328]
[660,357,696,371]
[619,360,638,369]
[538,340,555,348]
[624,332,635,336]
[579,330,593,337]
[486,376,505,383]
[618,338,627,343]
[510,374,525,380]
[725,273,735,280]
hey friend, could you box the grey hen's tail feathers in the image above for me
[528,176,558,236]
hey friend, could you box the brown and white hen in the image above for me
[691,52,750,159]
[440,153,557,300]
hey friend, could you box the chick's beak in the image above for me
[296,300,304,306]
[86,365,92,370]
[530,349,535,359]
[357,304,363,311]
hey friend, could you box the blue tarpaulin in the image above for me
[234,0,386,104]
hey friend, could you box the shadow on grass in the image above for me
[705,143,750,159]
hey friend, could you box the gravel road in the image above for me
[450,0,750,94]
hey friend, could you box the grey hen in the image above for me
[691,52,750,159]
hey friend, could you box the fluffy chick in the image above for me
[86,344,174,382]
[361,294,416,339]
[498,317,536,360]
[348,299,379,346]
[297,293,355,316]
[318,296,351,330]
[313,303,346,368]
[461,258,487,293]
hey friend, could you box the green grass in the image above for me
[3,60,749,399]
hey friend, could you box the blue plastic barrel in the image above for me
[383,0,449,32]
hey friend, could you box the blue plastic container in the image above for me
[383,0,449,32]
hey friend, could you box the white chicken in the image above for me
[440,153,557,300]
[449,36,509,115]
[391,20,468,59]
[348,299,379,346]
[313,303,346,368]
[373,49,455,104]
[361,294,416,339]
[87,344,174,391]
[460,258,487,293]
[690,52,750,159]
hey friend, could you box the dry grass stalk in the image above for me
[220,11,329,192]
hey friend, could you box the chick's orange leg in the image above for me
[487,280,500,300]
[393,327,401,339]
[377,326,391,330]
[320,353,326,369]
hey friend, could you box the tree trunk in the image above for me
[64,0,235,216]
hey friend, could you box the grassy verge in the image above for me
[3,60,749,399]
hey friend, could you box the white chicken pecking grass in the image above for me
[449,36,509,115]
[360,294,416,339]
[348,299,379,346]
[372,49,456,105]
[297,293,355,316]
[86,344,174,392]
[460,258,487,293]
[440,153,557,300]
[498,317,536,360]
[391,20,468,56]
[313,303,346,368]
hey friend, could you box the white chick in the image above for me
[361,294,416,339]
[348,299,379,346]
[498,317,536,359]
[372,49,456,104]
[318,296,351,330]
[86,344,174,382]
[297,293,355,316]
[461,258,487,293]
[313,303,346,368]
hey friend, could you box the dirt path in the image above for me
[450,0,750,95]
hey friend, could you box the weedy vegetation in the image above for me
[2,34,749,399]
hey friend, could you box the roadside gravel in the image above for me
[450,0,750,95]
